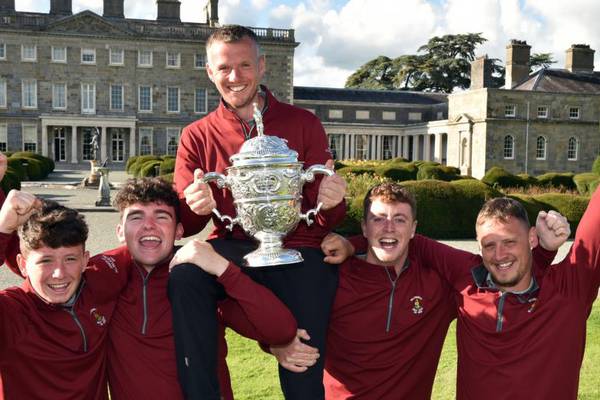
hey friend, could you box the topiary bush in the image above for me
[337,166,376,177]
[10,152,54,175]
[159,157,176,176]
[126,156,140,173]
[592,155,600,175]
[482,166,526,188]
[6,158,26,180]
[139,160,163,177]
[535,172,576,191]
[573,173,600,196]
[416,164,461,181]
[516,173,538,187]
[1,168,22,193]
[375,164,418,182]
[130,155,162,177]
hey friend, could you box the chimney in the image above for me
[0,0,15,14]
[156,0,181,22]
[566,44,595,74]
[104,0,124,18]
[470,56,493,90]
[50,0,72,16]
[505,39,531,89]
[205,0,219,27]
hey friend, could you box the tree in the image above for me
[345,56,397,90]
[529,53,556,72]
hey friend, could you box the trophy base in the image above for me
[243,248,304,267]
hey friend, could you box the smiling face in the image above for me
[362,198,417,269]
[206,36,265,120]
[18,245,89,304]
[117,202,183,272]
[477,216,537,292]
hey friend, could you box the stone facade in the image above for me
[0,1,296,165]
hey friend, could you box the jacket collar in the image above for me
[215,85,277,123]
[471,264,539,302]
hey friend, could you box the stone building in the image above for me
[0,0,296,165]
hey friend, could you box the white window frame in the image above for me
[567,137,578,160]
[21,44,37,62]
[138,50,153,67]
[408,112,422,121]
[81,83,96,114]
[81,48,96,65]
[569,107,580,120]
[0,43,5,60]
[21,79,37,109]
[138,85,152,112]
[51,46,67,63]
[504,104,516,118]
[382,111,396,121]
[194,53,206,69]
[537,106,548,119]
[0,78,6,108]
[109,48,124,66]
[535,136,546,160]
[139,127,153,155]
[52,82,67,110]
[167,86,180,113]
[195,88,207,114]
[166,127,180,156]
[166,52,181,68]
[328,109,343,119]
[0,124,7,152]
[22,124,38,152]
[355,110,370,120]
[110,84,124,111]
[503,135,514,159]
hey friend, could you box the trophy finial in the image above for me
[253,102,264,136]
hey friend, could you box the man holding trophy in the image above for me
[171,25,347,399]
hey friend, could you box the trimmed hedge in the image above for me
[159,157,176,176]
[416,164,461,181]
[573,173,600,196]
[0,168,21,193]
[11,152,54,174]
[375,164,417,182]
[129,155,162,177]
[535,172,576,191]
[592,156,600,175]
[139,160,163,177]
[6,158,26,180]
[482,166,526,188]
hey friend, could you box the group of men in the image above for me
[0,22,597,400]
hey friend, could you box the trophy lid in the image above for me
[229,102,299,166]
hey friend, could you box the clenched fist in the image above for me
[184,169,217,216]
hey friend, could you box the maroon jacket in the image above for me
[0,243,128,400]
[104,246,297,400]
[174,86,345,244]
[419,189,600,399]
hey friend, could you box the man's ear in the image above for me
[529,226,539,249]
[175,222,184,241]
[16,253,27,278]
[116,222,126,244]
[411,220,418,239]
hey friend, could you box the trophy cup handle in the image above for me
[212,208,240,231]
[300,164,334,183]
[201,172,229,188]
[300,202,323,227]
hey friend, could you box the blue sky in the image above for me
[20,1,600,88]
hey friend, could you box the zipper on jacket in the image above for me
[382,261,409,333]
[137,267,152,335]
[65,307,88,352]
[496,293,507,332]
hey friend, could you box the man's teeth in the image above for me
[229,85,246,92]
[48,283,68,290]
[379,239,398,247]
[141,236,161,242]
[497,261,513,269]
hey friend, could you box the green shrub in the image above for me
[337,166,376,177]
[333,160,346,170]
[534,193,589,233]
[159,158,176,176]
[6,158,26,180]
[161,173,174,183]
[1,168,21,193]
[126,156,140,173]
[516,173,538,187]
[416,165,461,181]
[375,164,417,182]
[19,157,45,180]
[536,172,576,191]
[592,156,600,175]
[573,173,600,196]
[130,156,162,177]
[482,166,526,188]
[139,160,163,177]
[10,152,54,174]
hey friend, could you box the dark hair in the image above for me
[363,182,417,220]
[114,177,180,222]
[19,200,88,252]
[206,24,260,54]
[476,197,530,228]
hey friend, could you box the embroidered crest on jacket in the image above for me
[410,296,424,314]
[90,308,107,326]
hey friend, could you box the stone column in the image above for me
[434,133,443,163]
[349,134,355,159]
[71,125,78,163]
[129,126,136,157]
[423,134,431,161]
[41,122,49,157]
[412,135,419,161]
[401,136,409,159]
[100,126,107,162]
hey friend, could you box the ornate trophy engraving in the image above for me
[202,103,333,267]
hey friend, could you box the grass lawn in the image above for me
[227,301,600,399]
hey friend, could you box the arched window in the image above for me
[567,137,578,160]
[535,136,546,160]
[503,135,514,159]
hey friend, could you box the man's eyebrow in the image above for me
[126,210,144,218]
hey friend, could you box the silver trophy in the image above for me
[202,103,333,267]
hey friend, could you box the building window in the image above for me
[51,46,67,63]
[0,124,6,152]
[138,50,153,67]
[22,79,37,109]
[328,109,343,119]
[504,105,516,118]
[111,129,125,162]
[567,137,578,160]
[81,48,96,64]
[537,106,548,119]
[22,125,37,152]
[138,85,152,112]
[194,53,206,69]
[354,135,369,160]
[355,110,370,120]
[21,45,36,62]
[166,52,181,68]
[139,128,153,155]
[0,79,6,108]
[382,111,396,121]
[195,88,207,113]
[382,136,396,160]
[503,135,514,159]
[109,48,124,65]
[167,87,180,113]
[166,128,180,156]
[408,112,422,121]
[81,83,96,114]
[52,83,67,110]
[328,134,344,160]
[535,136,546,160]
[569,107,580,119]
[82,128,94,161]
[436,111,444,120]
[0,43,5,60]
[110,84,124,111]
